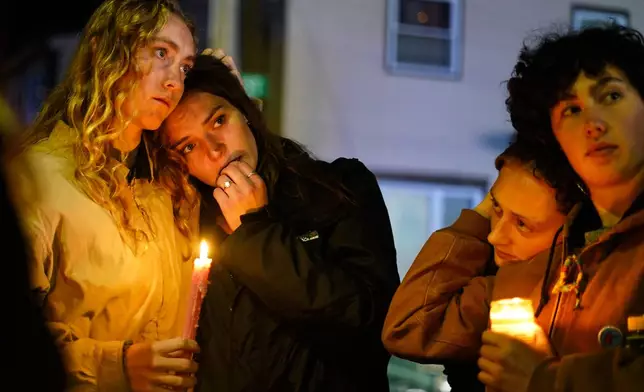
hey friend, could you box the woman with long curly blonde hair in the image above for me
[13,1,202,390]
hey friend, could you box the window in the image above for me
[385,0,464,80]
[570,5,629,31]
[378,175,485,278]
[377,174,486,392]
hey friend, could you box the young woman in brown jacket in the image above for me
[382,136,583,391]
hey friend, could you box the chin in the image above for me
[138,116,166,131]
[495,255,520,267]
[580,169,627,188]
[142,122,164,131]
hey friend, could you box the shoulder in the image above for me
[326,158,381,202]
[327,157,374,179]
[11,147,75,218]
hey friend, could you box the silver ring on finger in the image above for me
[223,180,232,189]
[246,171,256,179]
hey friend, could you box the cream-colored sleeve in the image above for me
[17,162,129,391]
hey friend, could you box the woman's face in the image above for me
[120,14,196,132]
[550,66,644,191]
[163,91,258,186]
[488,161,566,266]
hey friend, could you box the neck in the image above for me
[590,170,644,227]
[111,122,143,153]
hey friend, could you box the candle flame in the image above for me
[195,240,212,269]
[200,240,209,259]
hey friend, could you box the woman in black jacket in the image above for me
[162,55,400,392]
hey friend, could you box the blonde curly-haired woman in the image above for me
[13,1,201,390]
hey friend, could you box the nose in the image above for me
[163,65,183,92]
[205,133,224,161]
[583,114,607,139]
[487,219,511,247]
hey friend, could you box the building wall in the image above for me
[282,0,644,185]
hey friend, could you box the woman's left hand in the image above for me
[478,329,554,392]
[201,48,244,87]
[213,161,268,232]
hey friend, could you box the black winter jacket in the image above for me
[195,157,400,392]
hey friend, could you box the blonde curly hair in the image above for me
[21,0,198,254]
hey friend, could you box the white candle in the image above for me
[489,298,537,343]
[182,240,213,339]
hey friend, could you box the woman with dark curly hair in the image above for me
[473,24,644,392]
[382,134,585,392]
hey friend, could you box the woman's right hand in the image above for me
[125,337,200,391]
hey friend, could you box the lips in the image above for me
[495,249,515,261]
[153,97,171,108]
[586,142,618,156]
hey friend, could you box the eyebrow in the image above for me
[490,189,538,223]
[560,75,625,101]
[169,104,225,149]
[152,37,196,63]
[589,75,624,97]
[202,104,224,126]
[170,136,189,150]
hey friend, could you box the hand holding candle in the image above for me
[182,240,213,339]
[479,298,552,392]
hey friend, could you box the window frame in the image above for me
[385,0,465,80]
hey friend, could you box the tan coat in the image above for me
[16,122,195,391]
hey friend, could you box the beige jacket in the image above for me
[16,122,194,391]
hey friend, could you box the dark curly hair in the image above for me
[495,135,587,214]
[505,23,644,201]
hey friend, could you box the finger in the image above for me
[165,350,193,359]
[477,371,498,388]
[201,48,214,56]
[222,163,254,189]
[212,48,226,60]
[477,357,503,376]
[216,174,234,191]
[150,386,178,392]
[235,161,258,179]
[218,55,243,85]
[220,54,238,72]
[152,373,198,389]
[482,330,509,346]
[235,161,264,188]
[479,344,504,362]
[213,187,229,203]
[153,338,199,354]
[152,356,199,373]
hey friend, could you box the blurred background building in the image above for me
[2,1,643,390]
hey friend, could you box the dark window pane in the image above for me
[397,35,451,66]
[400,0,451,29]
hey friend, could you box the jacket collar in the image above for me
[49,121,156,183]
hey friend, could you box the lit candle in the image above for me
[489,298,537,343]
[182,240,213,339]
